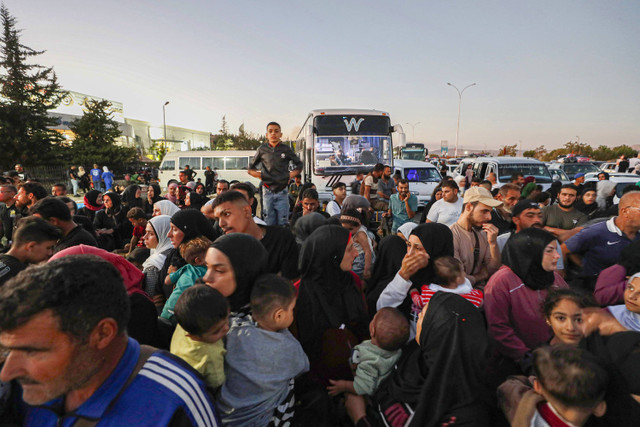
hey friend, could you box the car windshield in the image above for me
[498,164,552,183]
[404,167,441,183]
[401,149,425,161]
[563,163,600,174]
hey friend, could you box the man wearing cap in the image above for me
[450,186,503,288]
[496,200,565,275]
[542,184,587,242]
[573,173,585,194]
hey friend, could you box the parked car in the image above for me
[584,173,640,204]
[599,162,617,173]
[548,162,600,180]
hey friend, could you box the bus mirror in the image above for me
[392,124,406,147]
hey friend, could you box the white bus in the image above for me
[158,150,261,188]
[295,109,405,201]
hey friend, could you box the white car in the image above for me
[392,159,442,206]
[584,173,640,203]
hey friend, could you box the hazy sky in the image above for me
[8,1,640,151]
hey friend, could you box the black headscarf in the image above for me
[365,235,407,319]
[294,212,327,245]
[619,239,640,276]
[502,227,555,291]
[121,185,143,208]
[148,183,163,204]
[186,191,207,211]
[409,223,455,286]
[170,209,218,244]
[378,292,489,427]
[103,192,122,215]
[210,234,268,312]
[83,190,104,211]
[296,225,368,356]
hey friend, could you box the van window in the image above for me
[160,160,175,171]
[203,157,225,170]
[225,157,249,170]
[179,157,201,170]
[498,164,552,184]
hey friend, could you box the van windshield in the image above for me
[498,164,552,183]
[404,167,441,183]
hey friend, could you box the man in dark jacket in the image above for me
[248,122,302,226]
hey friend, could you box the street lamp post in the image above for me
[405,122,421,141]
[447,82,476,157]
[163,101,170,150]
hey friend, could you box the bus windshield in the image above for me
[401,149,425,161]
[313,115,391,173]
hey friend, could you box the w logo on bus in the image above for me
[343,117,365,132]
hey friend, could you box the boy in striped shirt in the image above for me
[410,256,484,309]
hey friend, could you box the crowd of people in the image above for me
[0,129,639,426]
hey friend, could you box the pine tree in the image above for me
[0,5,67,170]
[69,99,136,167]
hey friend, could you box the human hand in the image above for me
[399,251,429,280]
[327,379,349,396]
[482,223,499,245]
[580,307,627,336]
[167,265,177,275]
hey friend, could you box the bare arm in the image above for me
[248,169,262,179]
[354,231,372,280]
[327,379,356,396]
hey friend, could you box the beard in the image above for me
[558,200,575,209]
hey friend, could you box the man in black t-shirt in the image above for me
[210,190,299,279]
[30,198,98,253]
[0,217,61,287]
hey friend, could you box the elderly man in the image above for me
[0,256,220,426]
[450,186,503,288]
[490,183,521,235]
[563,191,640,291]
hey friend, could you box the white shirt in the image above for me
[326,200,341,216]
[426,197,464,227]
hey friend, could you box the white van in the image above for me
[392,160,442,206]
[158,150,261,189]
[468,157,556,190]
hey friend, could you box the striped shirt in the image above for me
[411,282,484,309]
[25,338,220,427]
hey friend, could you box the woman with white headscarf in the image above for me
[142,215,174,309]
[153,199,180,217]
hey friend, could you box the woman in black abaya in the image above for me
[365,235,407,320]
[372,292,490,427]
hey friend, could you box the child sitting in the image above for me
[327,307,409,399]
[125,207,148,254]
[161,237,211,320]
[410,256,484,309]
[512,345,609,426]
[170,284,230,390]
[218,274,310,427]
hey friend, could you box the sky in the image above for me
[7,1,640,152]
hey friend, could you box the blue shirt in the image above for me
[565,217,640,276]
[25,338,220,427]
[389,193,418,233]
[90,168,102,181]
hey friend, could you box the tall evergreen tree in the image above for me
[69,99,136,167]
[0,5,67,170]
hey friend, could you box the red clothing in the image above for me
[484,266,568,361]
[594,264,626,306]
[133,225,146,247]
[413,286,484,308]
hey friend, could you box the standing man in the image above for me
[68,165,79,197]
[376,165,396,208]
[351,171,364,195]
[204,166,216,194]
[387,178,417,234]
[0,184,17,249]
[490,183,521,235]
[542,184,587,242]
[14,164,32,181]
[183,165,197,181]
[450,186,503,288]
[326,181,347,216]
[426,180,464,227]
[90,163,103,191]
[363,163,387,210]
[248,122,303,226]
[0,256,220,426]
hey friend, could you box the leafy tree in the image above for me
[68,99,136,167]
[498,144,518,156]
[149,139,169,161]
[0,5,67,170]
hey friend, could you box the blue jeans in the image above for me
[70,179,79,195]
[263,187,289,226]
